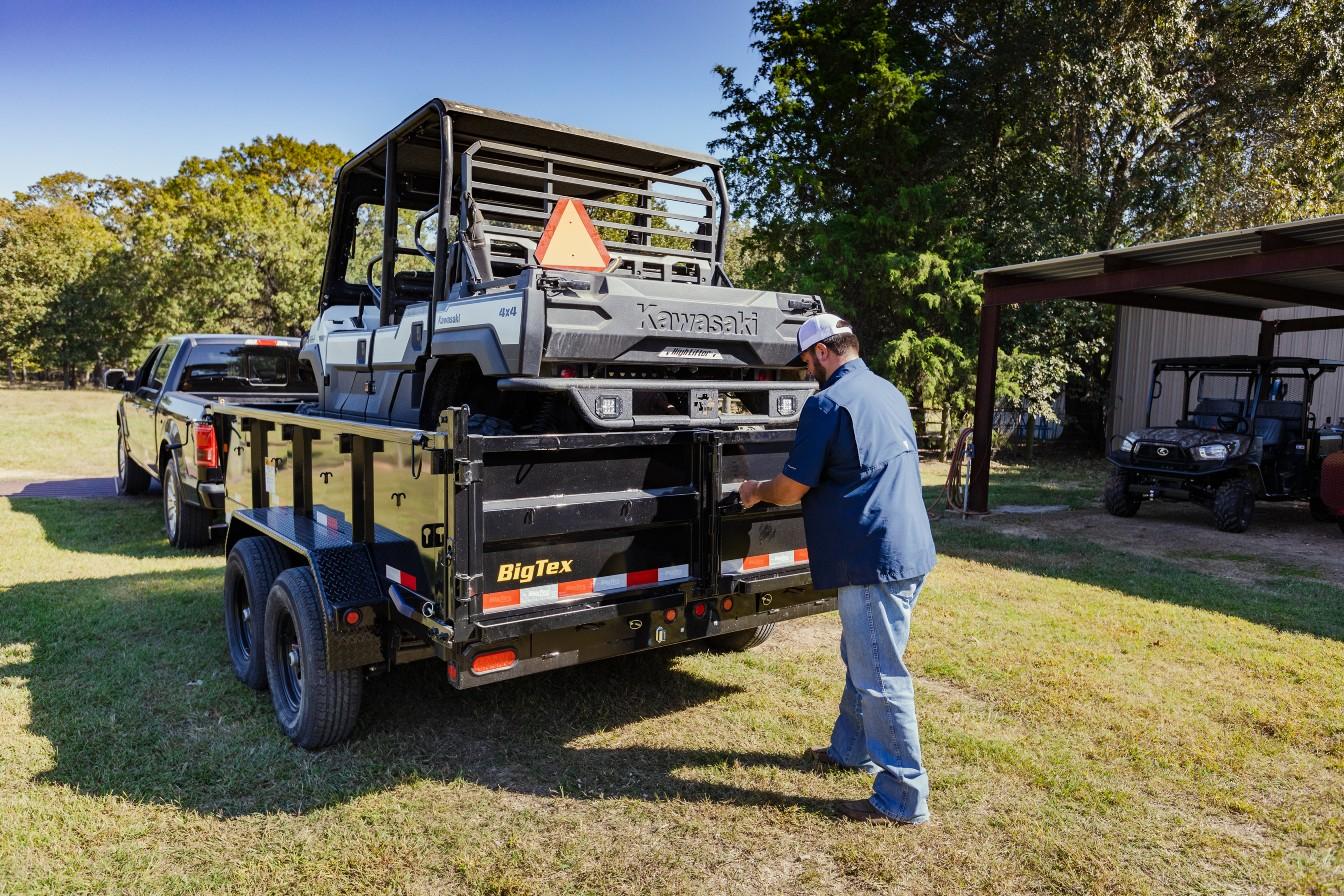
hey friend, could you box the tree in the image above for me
[713,0,984,433]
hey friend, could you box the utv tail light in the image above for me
[560,366,577,378]
[471,647,517,675]
[192,424,219,469]
[342,609,362,626]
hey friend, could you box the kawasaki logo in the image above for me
[497,559,574,585]
[639,303,758,336]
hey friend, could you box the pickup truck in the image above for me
[106,334,317,547]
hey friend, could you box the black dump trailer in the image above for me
[213,401,832,748]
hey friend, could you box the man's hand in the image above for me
[738,475,809,509]
[739,479,762,509]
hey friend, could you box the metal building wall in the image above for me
[1108,306,1344,440]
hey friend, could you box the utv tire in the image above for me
[1310,496,1335,522]
[115,429,150,495]
[264,567,363,749]
[1212,478,1255,533]
[163,458,212,548]
[709,623,776,652]
[1103,470,1141,517]
[224,537,289,690]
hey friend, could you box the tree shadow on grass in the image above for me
[933,518,1344,642]
[6,495,218,559]
[1,571,835,819]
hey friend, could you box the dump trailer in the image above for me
[215,401,830,748]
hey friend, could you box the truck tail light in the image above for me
[194,424,219,469]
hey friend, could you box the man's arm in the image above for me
[739,474,810,508]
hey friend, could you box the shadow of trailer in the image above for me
[207,401,832,748]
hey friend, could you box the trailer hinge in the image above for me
[454,458,483,485]
[454,572,483,603]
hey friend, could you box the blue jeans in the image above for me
[828,576,930,822]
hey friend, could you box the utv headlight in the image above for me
[1194,444,1229,460]
[1119,433,1138,453]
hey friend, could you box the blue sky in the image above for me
[0,0,761,197]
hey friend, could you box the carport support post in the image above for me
[969,303,1000,514]
[1257,318,1277,357]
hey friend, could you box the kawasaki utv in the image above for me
[1105,355,1344,532]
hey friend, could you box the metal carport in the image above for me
[970,215,1344,513]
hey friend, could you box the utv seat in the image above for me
[388,270,434,324]
[1254,400,1304,446]
[1190,398,1245,430]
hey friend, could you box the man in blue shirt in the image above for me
[738,313,935,825]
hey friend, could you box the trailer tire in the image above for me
[163,458,212,548]
[115,428,150,496]
[1213,478,1255,533]
[224,537,288,690]
[264,567,363,749]
[1103,470,1141,517]
[709,623,776,652]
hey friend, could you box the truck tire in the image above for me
[1213,478,1255,533]
[468,413,514,436]
[1103,470,1141,517]
[163,458,212,548]
[224,537,289,690]
[115,429,150,495]
[264,567,363,749]
[709,623,776,652]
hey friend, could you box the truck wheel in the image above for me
[1212,478,1255,533]
[264,567,363,749]
[709,623,776,652]
[1103,470,1141,517]
[224,537,289,690]
[115,429,150,495]
[163,458,212,548]
[468,413,514,436]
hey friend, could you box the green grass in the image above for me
[922,454,1108,510]
[2,484,1342,892]
[0,387,121,479]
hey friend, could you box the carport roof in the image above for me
[979,214,1344,319]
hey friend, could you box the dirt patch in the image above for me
[974,500,1344,584]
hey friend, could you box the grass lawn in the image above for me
[0,389,1341,893]
[0,387,121,480]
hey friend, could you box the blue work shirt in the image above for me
[782,358,936,590]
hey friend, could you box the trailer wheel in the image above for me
[1212,478,1255,533]
[1102,470,1140,517]
[163,458,212,548]
[115,428,150,495]
[709,623,776,652]
[224,537,288,690]
[264,567,363,749]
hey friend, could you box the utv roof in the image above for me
[341,99,719,187]
[1153,355,1344,371]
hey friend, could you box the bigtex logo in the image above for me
[497,559,574,585]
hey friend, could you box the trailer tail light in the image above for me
[471,647,517,675]
[721,597,734,612]
[690,601,708,619]
[447,662,459,683]
[663,608,677,623]
[193,424,219,469]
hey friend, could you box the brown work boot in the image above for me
[836,798,928,825]
[805,746,845,770]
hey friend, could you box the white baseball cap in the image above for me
[796,313,854,354]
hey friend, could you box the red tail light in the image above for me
[193,424,219,469]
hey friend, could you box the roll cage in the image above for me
[1144,355,1343,438]
[316,99,733,328]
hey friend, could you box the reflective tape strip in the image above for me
[482,563,691,613]
[385,565,417,590]
[313,510,341,531]
[721,548,808,576]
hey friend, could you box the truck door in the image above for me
[125,343,167,471]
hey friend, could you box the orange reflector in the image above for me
[447,663,459,683]
[471,648,518,675]
[343,609,361,626]
[722,597,734,612]
[535,198,612,272]
[742,555,771,571]
[663,608,677,623]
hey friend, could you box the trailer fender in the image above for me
[225,508,394,671]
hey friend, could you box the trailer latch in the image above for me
[455,458,483,485]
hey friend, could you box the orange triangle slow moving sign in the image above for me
[535,198,612,272]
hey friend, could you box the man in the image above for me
[738,313,935,825]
